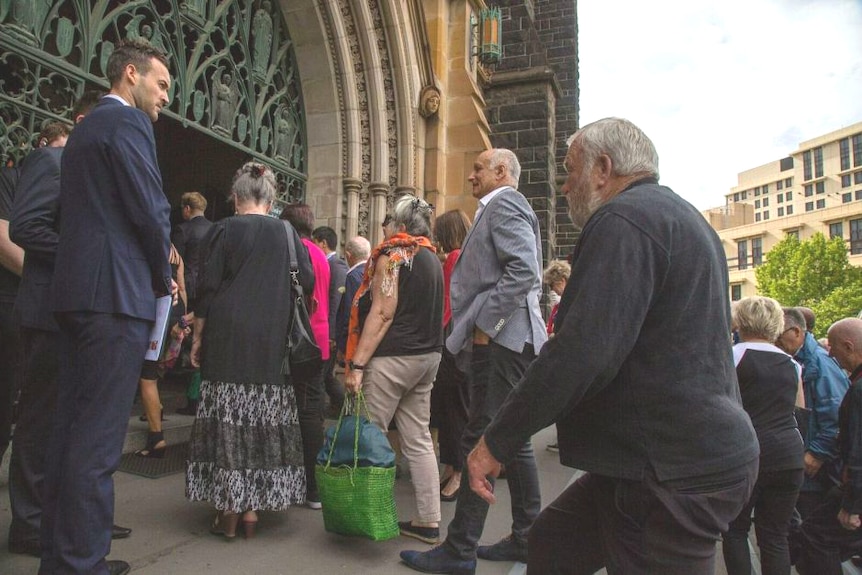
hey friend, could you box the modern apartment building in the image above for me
[703,121,862,300]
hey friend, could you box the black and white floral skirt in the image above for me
[186,380,306,512]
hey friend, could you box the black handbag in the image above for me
[281,221,321,375]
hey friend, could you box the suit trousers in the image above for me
[796,487,862,575]
[322,352,344,411]
[8,328,60,546]
[0,300,20,461]
[444,341,541,559]
[527,465,757,575]
[292,360,325,501]
[39,312,149,575]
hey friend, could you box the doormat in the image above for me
[118,443,188,479]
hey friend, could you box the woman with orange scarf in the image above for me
[344,195,444,545]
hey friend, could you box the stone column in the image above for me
[342,177,362,243]
[369,181,390,246]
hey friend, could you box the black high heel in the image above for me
[134,431,166,458]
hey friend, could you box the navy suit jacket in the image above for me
[52,97,171,321]
[335,262,365,354]
[10,146,63,331]
[326,253,348,340]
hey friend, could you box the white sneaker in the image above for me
[306,500,322,510]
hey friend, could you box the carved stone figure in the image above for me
[418,86,441,118]
[212,71,238,136]
[274,107,297,161]
[252,1,274,79]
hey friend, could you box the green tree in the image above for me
[755,232,862,337]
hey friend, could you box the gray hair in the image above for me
[567,118,659,179]
[543,259,571,286]
[733,296,784,342]
[344,235,371,260]
[782,307,807,332]
[231,162,277,206]
[488,149,521,184]
[392,195,434,238]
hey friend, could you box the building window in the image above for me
[754,187,761,196]
[803,150,812,180]
[777,180,784,190]
[763,197,769,207]
[777,193,784,203]
[786,191,793,201]
[841,138,852,171]
[755,199,761,209]
[731,284,742,301]
[804,184,813,197]
[814,147,824,178]
[786,177,793,187]
[816,181,825,194]
[787,229,799,240]
[831,222,844,238]
[805,201,814,212]
[787,205,794,215]
[853,134,862,167]
[741,190,748,200]
[844,192,853,203]
[762,184,769,193]
[851,218,862,254]
[857,190,862,201]
[752,237,763,266]
[844,174,853,188]
[733,192,739,202]
[778,207,785,217]
[737,240,748,270]
[855,172,862,185]
[816,199,826,209]
[755,213,762,222]
[763,210,770,220]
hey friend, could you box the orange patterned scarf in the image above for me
[344,232,435,373]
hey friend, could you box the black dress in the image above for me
[186,214,314,512]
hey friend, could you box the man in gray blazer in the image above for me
[402,148,546,574]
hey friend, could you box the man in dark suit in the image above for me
[6,92,136,559]
[402,148,547,574]
[41,39,175,575]
[0,163,22,464]
[312,225,348,413]
[171,191,212,313]
[335,235,370,356]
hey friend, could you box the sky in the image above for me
[577,0,862,210]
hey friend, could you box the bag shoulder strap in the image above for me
[281,220,302,290]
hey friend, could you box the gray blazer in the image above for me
[447,187,547,358]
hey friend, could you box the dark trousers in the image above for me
[292,360,325,500]
[8,328,60,546]
[528,464,756,575]
[39,312,149,575]
[444,341,541,559]
[0,300,21,461]
[430,347,469,469]
[322,352,344,411]
[722,467,804,575]
[796,487,862,575]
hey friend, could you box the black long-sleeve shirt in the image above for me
[840,365,862,514]
[484,180,759,483]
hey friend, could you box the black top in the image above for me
[484,181,759,483]
[374,246,443,357]
[196,214,313,385]
[839,366,862,513]
[734,342,804,473]
[0,166,21,302]
[172,215,213,312]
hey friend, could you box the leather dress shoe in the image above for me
[112,524,132,539]
[477,534,527,563]
[107,560,131,575]
[8,538,41,557]
[400,545,476,574]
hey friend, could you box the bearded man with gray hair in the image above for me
[466,118,760,574]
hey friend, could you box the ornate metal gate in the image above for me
[0,0,306,203]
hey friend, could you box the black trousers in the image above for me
[722,467,804,575]
[322,352,344,411]
[0,299,20,461]
[292,360,325,500]
[430,346,469,469]
[528,464,757,575]
[797,487,862,575]
[443,341,541,559]
[8,328,60,546]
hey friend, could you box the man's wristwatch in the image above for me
[348,360,365,371]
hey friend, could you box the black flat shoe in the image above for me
[112,524,133,539]
[134,431,166,459]
[107,560,131,575]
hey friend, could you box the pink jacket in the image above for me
[302,238,331,361]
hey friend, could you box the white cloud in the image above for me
[578,0,862,209]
